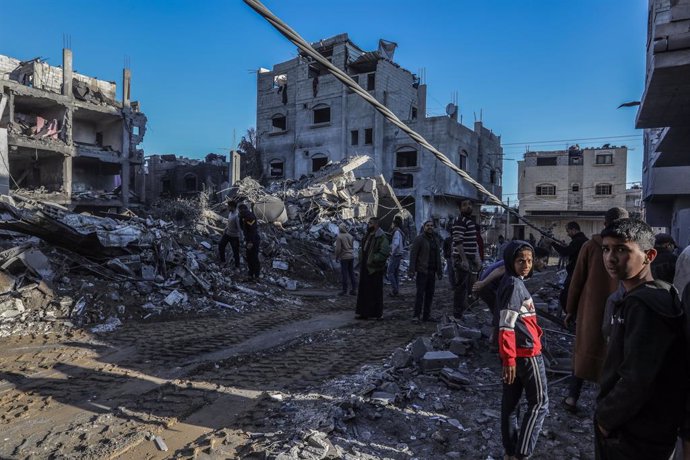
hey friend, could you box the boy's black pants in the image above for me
[502,355,549,458]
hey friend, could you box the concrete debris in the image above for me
[90,316,122,333]
[0,154,413,338]
[153,436,169,452]
[420,351,461,374]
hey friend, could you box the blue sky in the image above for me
[0,0,647,201]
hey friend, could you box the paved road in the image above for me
[0,282,445,459]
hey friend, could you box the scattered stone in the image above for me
[153,436,168,452]
[370,392,395,405]
[390,348,413,369]
[439,367,471,387]
[411,337,433,361]
[448,337,471,356]
[420,351,460,373]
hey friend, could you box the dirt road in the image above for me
[0,282,440,459]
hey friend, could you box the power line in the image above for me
[243,0,609,242]
[501,134,642,147]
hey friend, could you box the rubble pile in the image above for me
[0,155,412,337]
[229,156,411,277]
[0,195,296,337]
[187,271,587,460]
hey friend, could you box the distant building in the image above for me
[254,33,503,225]
[0,48,147,209]
[145,153,230,203]
[517,145,628,240]
[626,185,643,220]
[638,0,690,247]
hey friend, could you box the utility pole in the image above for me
[504,196,510,239]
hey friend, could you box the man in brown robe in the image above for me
[562,207,628,412]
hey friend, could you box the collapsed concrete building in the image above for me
[0,48,146,209]
[255,33,503,226]
[145,153,231,204]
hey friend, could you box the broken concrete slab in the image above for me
[420,351,460,374]
[411,337,433,361]
[448,337,471,356]
[389,348,412,369]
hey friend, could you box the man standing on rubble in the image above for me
[386,217,404,297]
[219,200,242,270]
[552,221,588,312]
[238,203,261,281]
[452,199,480,319]
[356,217,390,320]
[409,220,443,322]
[562,207,628,413]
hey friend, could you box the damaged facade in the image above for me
[639,0,690,247]
[0,49,147,209]
[255,33,503,226]
[145,153,230,203]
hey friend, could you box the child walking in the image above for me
[497,241,549,460]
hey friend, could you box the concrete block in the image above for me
[411,337,433,361]
[154,436,168,452]
[438,324,458,339]
[141,265,156,281]
[440,367,471,386]
[370,391,395,405]
[420,351,459,373]
[448,337,470,356]
[390,348,412,369]
[456,325,482,340]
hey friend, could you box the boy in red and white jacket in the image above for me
[497,241,549,460]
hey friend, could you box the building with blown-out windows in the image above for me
[254,33,503,226]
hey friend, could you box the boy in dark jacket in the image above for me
[497,241,549,460]
[595,218,688,460]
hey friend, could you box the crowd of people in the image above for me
[218,198,690,460]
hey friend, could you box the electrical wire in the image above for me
[243,0,601,242]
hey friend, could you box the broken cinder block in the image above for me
[411,337,433,361]
[420,351,460,373]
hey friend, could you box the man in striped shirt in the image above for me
[452,199,480,318]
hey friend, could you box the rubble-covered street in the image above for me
[0,261,597,459]
[0,157,597,459]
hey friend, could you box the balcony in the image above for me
[636,4,690,128]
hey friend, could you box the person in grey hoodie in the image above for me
[219,200,242,269]
[334,223,356,296]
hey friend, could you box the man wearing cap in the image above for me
[409,220,443,322]
[651,233,677,284]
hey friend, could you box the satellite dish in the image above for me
[446,103,457,117]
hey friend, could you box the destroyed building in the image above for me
[255,33,503,226]
[0,48,147,209]
[145,153,231,203]
[639,0,690,247]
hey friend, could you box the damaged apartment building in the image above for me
[145,153,231,204]
[0,48,147,209]
[255,34,503,226]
